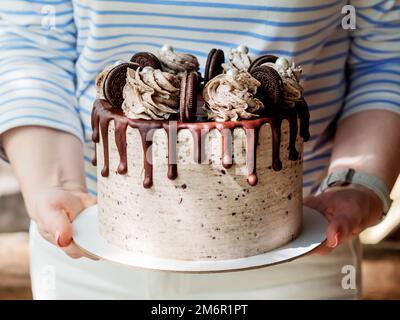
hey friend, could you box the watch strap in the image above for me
[317,169,392,214]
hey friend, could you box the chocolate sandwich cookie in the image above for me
[248,54,278,73]
[103,62,139,108]
[130,52,162,70]
[204,48,225,84]
[250,66,284,109]
[179,71,198,122]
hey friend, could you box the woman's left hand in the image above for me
[304,185,383,255]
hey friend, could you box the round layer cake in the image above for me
[92,99,307,260]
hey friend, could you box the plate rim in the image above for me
[73,205,327,273]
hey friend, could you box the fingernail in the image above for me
[56,231,64,248]
[329,232,340,248]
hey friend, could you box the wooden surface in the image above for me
[0,193,30,233]
[0,233,32,300]
[362,241,400,300]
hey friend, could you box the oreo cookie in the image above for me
[130,52,162,70]
[250,66,284,109]
[103,62,139,108]
[204,48,225,84]
[248,54,278,73]
[179,71,198,122]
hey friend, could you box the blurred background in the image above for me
[0,160,399,300]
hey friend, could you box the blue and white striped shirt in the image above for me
[1,0,399,195]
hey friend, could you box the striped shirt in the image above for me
[1,0,399,196]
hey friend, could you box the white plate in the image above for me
[73,205,327,273]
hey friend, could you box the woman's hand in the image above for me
[34,187,97,259]
[304,185,383,255]
[307,110,400,255]
[3,126,97,259]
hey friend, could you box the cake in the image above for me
[91,45,309,261]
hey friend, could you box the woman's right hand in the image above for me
[34,187,97,259]
[3,126,97,259]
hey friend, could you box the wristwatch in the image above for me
[317,168,392,216]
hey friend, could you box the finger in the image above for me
[325,213,351,248]
[61,241,100,260]
[36,205,73,247]
[37,225,56,245]
[304,194,333,217]
[55,211,74,247]
[311,243,334,256]
[78,193,97,209]
[303,195,322,211]
[57,192,87,221]
[333,201,364,236]
[60,192,96,222]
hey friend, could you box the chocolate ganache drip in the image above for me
[92,46,310,189]
[91,99,309,188]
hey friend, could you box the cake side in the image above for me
[96,119,303,260]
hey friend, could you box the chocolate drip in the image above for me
[114,120,128,174]
[139,128,155,189]
[91,99,309,188]
[271,118,283,171]
[244,127,259,186]
[91,106,100,166]
[189,127,207,164]
[288,117,299,161]
[92,144,98,166]
[166,126,178,180]
[221,128,233,169]
[190,128,202,164]
[99,116,112,177]
[297,99,310,141]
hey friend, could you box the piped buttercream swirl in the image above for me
[203,69,264,122]
[262,57,303,107]
[159,45,199,75]
[122,66,180,120]
[222,45,252,72]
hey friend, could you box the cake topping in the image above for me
[261,57,303,107]
[103,62,139,108]
[159,45,200,76]
[222,45,252,72]
[122,66,180,120]
[92,47,310,188]
[96,61,127,100]
[179,71,199,122]
[203,68,264,121]
[250,66,284,110]
[96,64,114,100]
[130,52,162,70]
[248,54,278,73]
[204,48,225,84]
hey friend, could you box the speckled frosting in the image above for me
[93,99,307,260]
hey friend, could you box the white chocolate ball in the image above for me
[237,45,249,54]
[161,44,174,53]
[142,66,153,73]
[275,57,290,69]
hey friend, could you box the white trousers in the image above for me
[29,222,362,300]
